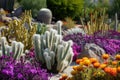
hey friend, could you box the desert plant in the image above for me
[20,0,47,17]
[37,8,52,24]
[36,23,47,35]
[81,8,110,35]
[47,0,84,20]
[63,17,76,29]
[1,11,37,50]
[0,37,24,60]
[33,28,74,73]
[63,27,85,36]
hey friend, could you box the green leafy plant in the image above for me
[20,0,47,17]
[109,0,120,19]
[47,0,84,20]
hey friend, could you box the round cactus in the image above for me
[37,8,52,24]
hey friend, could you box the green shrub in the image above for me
[108,0,120,19]
[47,0,84,20]
[20,0,47,17]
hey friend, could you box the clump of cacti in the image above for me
[1,11,37,50]
[37,8,52,24]
[33,28,74,73]
[0,37,24,60]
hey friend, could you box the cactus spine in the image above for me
[33,28,74,73]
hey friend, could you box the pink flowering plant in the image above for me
[0,54,51,80]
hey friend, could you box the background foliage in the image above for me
[47,0,84,20]
[19,0,47,17]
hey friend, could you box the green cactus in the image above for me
[33,28,74,73]
[36,23,47,35]
[1,37,24,60]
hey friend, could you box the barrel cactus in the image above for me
[33,28,74,73]
[37,8,52,24]
[1,37,24,60]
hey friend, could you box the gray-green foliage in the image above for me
[1,37,24,60]
[33,28,74,72]
[20,0,47,17]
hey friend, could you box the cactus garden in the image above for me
[0,0,120,80]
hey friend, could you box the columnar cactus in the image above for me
[1,37,24,60]
[33,29,74,73]
[56,20,63,35]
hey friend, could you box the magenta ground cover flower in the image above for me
[63,30,120,56]
[0,55,51,80]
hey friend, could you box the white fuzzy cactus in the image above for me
[33,29,74,72]
[0,37,24,60]
[64,27,85,35]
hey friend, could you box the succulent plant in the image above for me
[37,8,52,24]
[33,28,74,73]
[1,11,37,50]
[0,37,24,60]
[63,27,85,36]
[81,8,110,35]
[36,23,47,35]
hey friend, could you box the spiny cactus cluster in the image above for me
[0,37,24,60]
[64,27,85,35]
[33,28,74,73]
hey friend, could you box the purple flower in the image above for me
[17,73,23,79]
[0,55,51,80]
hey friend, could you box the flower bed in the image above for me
[60,54,120,80]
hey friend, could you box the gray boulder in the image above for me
[13,7,23,17]
[78,43,105,62]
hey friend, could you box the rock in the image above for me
[37,8,52,24]
[1,15,12,23]
[13,7,23,17]
[78,43,105,62]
